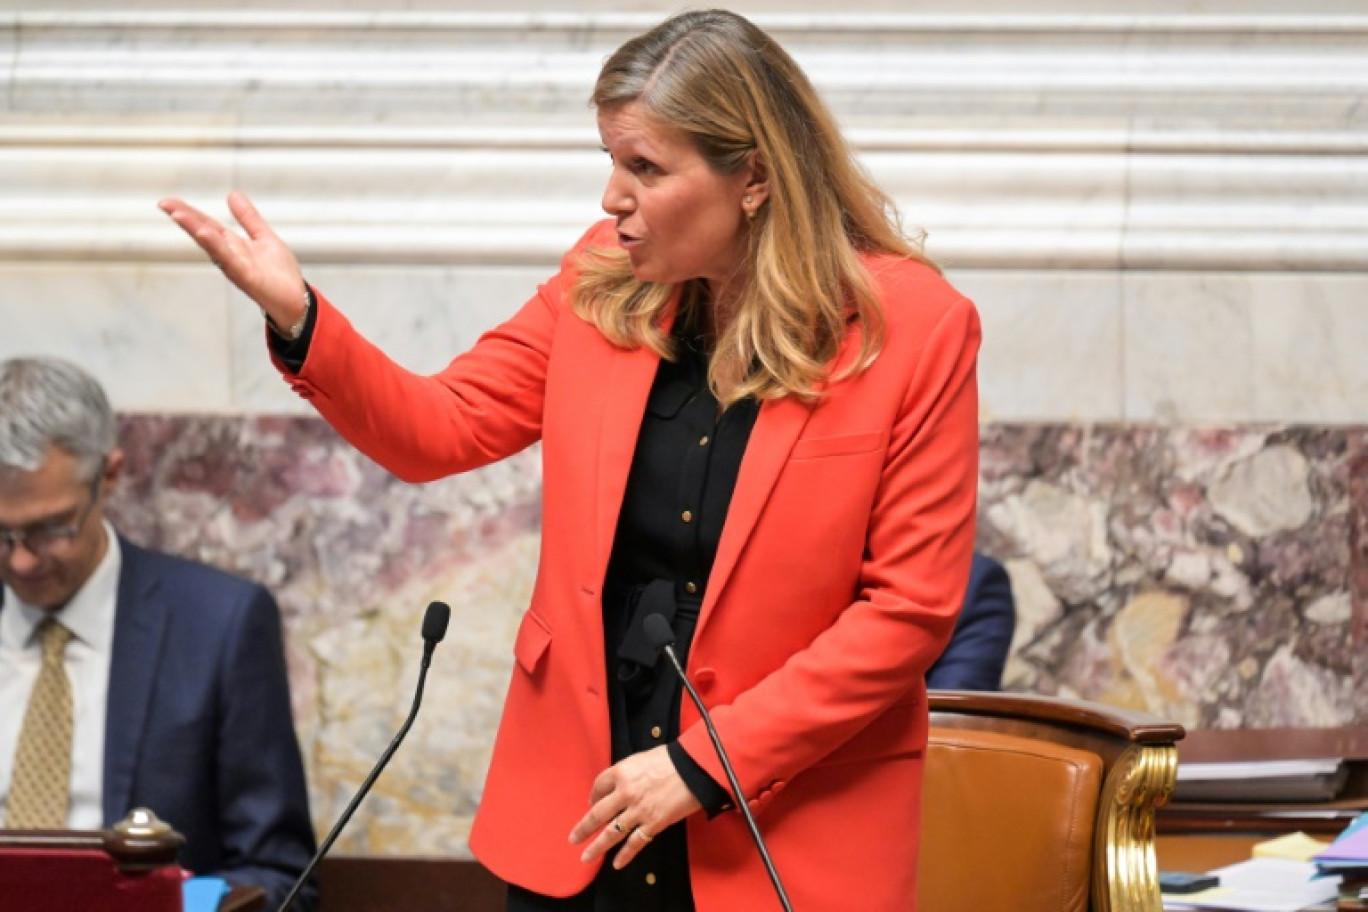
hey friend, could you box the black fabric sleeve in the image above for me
[267,284,319,374]
[667,740,734,818]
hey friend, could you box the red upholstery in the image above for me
[0,845,185,912]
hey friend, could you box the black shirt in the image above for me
[273,293,757,911]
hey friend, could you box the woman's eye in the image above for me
[631,158,658,175]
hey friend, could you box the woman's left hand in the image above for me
[569,745,703,869]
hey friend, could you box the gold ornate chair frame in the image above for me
[920,691,1184,912]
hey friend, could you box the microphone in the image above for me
[642,614,793,912]
[277,601,451,912]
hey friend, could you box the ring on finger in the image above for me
[632,828,654,842]
[611,816,625,834]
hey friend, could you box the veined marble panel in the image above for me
[108,415,544,856]
[0,264,237,411]
[1122,274,1255,423]
[1249,277,1368,424]
[101,415,1367,854]
[0,261,549,416]
[949,269,1124,422]
[6,263,1367,425]
[1123,273,1368,424]
[228,265,551,415]
[980,424,1368,730]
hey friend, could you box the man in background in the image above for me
[0,356,317,909]
[927,552,1016,691]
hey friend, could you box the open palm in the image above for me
[159,191,309,329]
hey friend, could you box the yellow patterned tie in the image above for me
[7,620,75,829]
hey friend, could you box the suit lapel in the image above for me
[103,539,170,825]
[594,348,662,572]
[592,296,679,576]
[700,394,814,629]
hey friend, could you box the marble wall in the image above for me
[3,0,1368,856]
[108,416,544,853]
[979,424,1367,729]
[99,414,1368,853]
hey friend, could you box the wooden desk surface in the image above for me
[316,856,504,912]
[221,885,266,912]
[1156,834,1266,873]
[1178,727,1368,763]
[1161,726,1368,835]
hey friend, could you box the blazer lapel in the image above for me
[594,348,662,572]
[700,394,814,629]
[592,296,679,575]
[103,539,170,825]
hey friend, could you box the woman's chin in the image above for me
[626,261,683,286]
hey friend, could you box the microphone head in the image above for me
[422,601,451,644]
[642,613,676,652]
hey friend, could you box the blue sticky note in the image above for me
[183,876,231,912]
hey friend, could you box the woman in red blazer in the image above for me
[162,10,980,911]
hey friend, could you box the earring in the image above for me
[743,196,755,220]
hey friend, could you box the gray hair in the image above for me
[0,357,117,483]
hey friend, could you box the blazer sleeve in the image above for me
[272,224,613,483]
[925,553,1016,691]
[677,282,982,801]
[212,585,319,910]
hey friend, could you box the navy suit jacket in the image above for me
[5,537,318,909]
[926,553,1016,691]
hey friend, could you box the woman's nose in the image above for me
[601,169,633,216]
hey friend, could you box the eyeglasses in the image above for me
[0,468,104,560]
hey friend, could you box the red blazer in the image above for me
[280,221,980,911]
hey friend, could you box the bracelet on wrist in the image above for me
[263,285,313,341]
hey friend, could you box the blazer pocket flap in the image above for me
[790,431,887,460]
[513,609,552,675]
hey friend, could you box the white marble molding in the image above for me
[0,8,1366,270]
[2,4,1367,421]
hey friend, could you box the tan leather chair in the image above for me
[918,691,1185,912]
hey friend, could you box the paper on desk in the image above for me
[1316,814,1368,863]
[1178,760,1345,781]
[1159,858,1339,912]
[1254,832,1333,862]
[1174,759,1349,802]
[184,876,231,912]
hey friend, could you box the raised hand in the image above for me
[159,191,310,331]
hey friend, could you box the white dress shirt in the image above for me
[0,522,120,830]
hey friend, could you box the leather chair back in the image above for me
[919,727,1102,911]
[917,691,1184,912]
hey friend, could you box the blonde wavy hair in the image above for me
[573,9,932,407]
